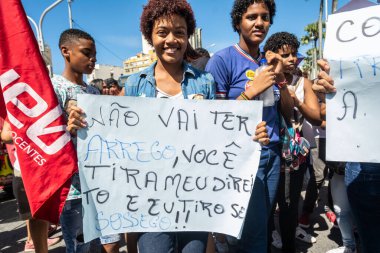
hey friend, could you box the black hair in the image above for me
[263,32,300,53]
[231,0,276,33]
[140,0,196,45]
[104,78,118,87]
[58,28,94,48]
[194,48,210,58]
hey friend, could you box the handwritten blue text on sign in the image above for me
[77,95,263,242]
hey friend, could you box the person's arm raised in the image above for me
[266,51,295,123]
[290,78,322,126]
[312,59,336,94]
[312,59,337,127]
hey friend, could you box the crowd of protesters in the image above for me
[1,0,379,253]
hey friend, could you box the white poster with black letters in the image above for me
[77,94,263,242]
[324,5,380,163]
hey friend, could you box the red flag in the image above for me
[0,0,77,223]
[0,90,6,121]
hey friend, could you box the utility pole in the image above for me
[310,35,318,80]
[332,0,339,13]
[37,0,64,76]
[38,0,64,53]
[28,0,74,76]
[68,0,73,28]
[318,0,323,59]
[27,16,40,40]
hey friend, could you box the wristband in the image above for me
[240,92,250,100]
[277,80,288,89]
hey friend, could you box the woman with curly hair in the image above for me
[67,0,270,252]
[205,1,294,252]
[126,1,215,252]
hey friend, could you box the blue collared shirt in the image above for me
[124,61,216,99]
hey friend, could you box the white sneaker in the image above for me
[271,230,282,249]
[326,246,356,253]
[295,226,317,243]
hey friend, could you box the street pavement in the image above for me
[1,181,343,253]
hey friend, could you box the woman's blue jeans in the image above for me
[60,199,90,253]
[137,231,208,253]
[345,162,380,253]
[237,146,281,253]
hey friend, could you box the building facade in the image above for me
[123,50,157,75]
[189,28,202,49]
[86,64,124,83]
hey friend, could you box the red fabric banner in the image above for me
[0,0,77,223]
[0,87,6,121]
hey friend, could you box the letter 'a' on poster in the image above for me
[324,5,380,163]
[77,94,263,242]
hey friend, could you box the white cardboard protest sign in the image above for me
[77,94,263,242]
[324,5,380,163]
[324,5,380,60]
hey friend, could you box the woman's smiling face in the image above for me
[152,14,188,65]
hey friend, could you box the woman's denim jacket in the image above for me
[124,61,216,99]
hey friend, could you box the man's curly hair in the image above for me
[263,32,300,53]
[231,0,276,33]
[140,0,196,45]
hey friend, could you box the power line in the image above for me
[72,20,125,62]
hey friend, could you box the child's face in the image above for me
[238,3,271,46]
[152,14,188,65]
[109,84,121,95]
[65,38,96,75]
[277,45,297,73]
[102,82,109,95]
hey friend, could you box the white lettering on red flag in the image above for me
[0,0,77,223]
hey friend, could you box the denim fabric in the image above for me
[99,234,120,245]
[60,199,90,253]
[137,232,208,253]
[345,162,380,253]
[124,61,213,253]
[124,62,215,99]
[237,146,281,253]
[331,173,356,251]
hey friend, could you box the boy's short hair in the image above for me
[263,32,300,53]
[140,0,196,45]
[231,0,276,33]
[58,28,94,48]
